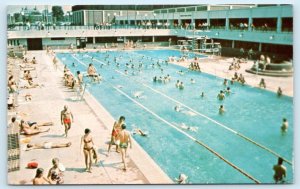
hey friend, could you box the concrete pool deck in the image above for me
[7,47,293,185]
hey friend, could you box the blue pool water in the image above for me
[57,49,293,184]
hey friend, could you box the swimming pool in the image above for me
[57,49,293,184]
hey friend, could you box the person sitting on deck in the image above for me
[20,78,42,89]
[31,57,37,64]
[232,72,239,81]
[23,70,33,80]
[229,63,235,71]
[26,142,72,151]
[237,74,246,85]
[47,158,65,184]
[33,168,51,185]
[259,78,266,89]
[87,63,101,82]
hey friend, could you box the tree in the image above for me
[52,6,64,22]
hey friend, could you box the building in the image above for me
[7,4,292,61]
[115,4,292,59]
[71,5,194,26]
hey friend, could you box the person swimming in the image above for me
[179,82,184,90]
[225,87,231,95]
[132,127,148,137]
[174,106,197,116]
[217,90,225,100]
[201,92,205,98]
[179,123,198,132]
[133,91,146,99]
[175,80,180,88]
[219,105,225,114]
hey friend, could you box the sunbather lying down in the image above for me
[20,120,53,135]
[26,142,72,151]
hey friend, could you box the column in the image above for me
[102,11,105,23]
[93,37,96,44]
[152,36,155,42]
[191,18,195,30]
[83,10,87,26]
[225,18,229,30]
[207,13,210,30]
[277,17,282,33]
[258,43,262,52]
[232,40,235,48]
[248,17,252,31]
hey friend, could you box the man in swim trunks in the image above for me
[107,116,125,156]
[61,105,74,137]
[118,124,132,171]
[273,157,286,183]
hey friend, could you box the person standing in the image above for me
[61,105,74,137]
[80,128,97,173]
[118,124,132,171]
[107,116,125,155]
[281,118,288,133]
[273,157,286,183]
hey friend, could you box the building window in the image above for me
[177,8,185,12]
[51,38,65,40]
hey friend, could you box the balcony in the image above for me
[7,25,292,45]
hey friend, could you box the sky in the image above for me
[7,5,72,14]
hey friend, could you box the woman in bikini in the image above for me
[80,128,97,172]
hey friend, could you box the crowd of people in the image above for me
[6,41,291,185]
